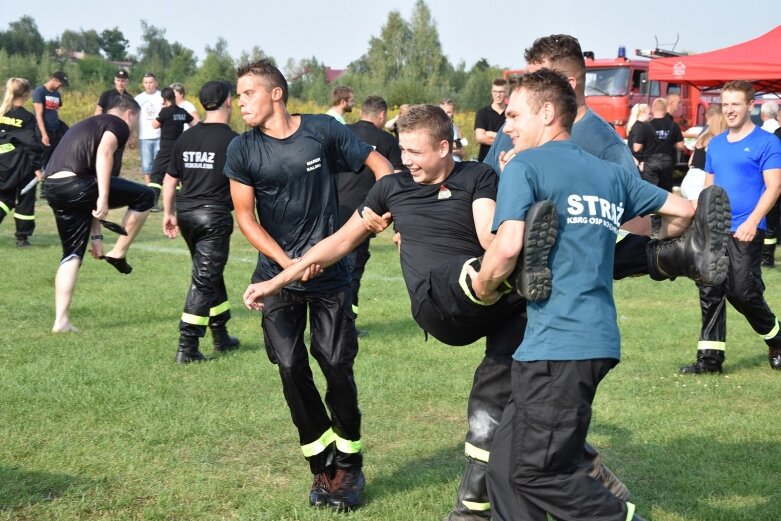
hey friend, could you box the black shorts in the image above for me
[44,175,154,262]
[411,255,525,346]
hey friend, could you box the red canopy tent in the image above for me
[648,25,781,93]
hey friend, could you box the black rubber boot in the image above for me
[680,349,724,374]
[647,185,731,286]
[769,348,781,370]
[175,335,212,364]
[762,243,776,267]
[508,200,558,302]
[211,327,240,353]
[444,457,491,521]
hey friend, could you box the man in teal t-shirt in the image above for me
[472,69,700,521]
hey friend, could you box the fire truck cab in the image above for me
[583,48,707,138]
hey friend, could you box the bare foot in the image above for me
[52,323,80,333]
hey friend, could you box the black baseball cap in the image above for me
[52,71,69,87]
[115,70,129,79]
[199,81,232,111]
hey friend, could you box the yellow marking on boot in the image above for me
[334,434,362,454]
[765,237,778,245]
[462,500,491,511]
[352,304,359,315]
[762,320,780,340]
[616,229,629,243]
[464,442,490,463]
[181,312,209,326]
[13,212,34,220]
[0,201,10,215]
[301,428,336,457]
[459,258,491,306]
[697,341,725,351]
[210,301,230,316]
[148,182,163,190]
[625,502,636,521]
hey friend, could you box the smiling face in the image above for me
[237,74,276,128]
[721,89,753,131]
[503,88,546,153]
[398,129,451,185]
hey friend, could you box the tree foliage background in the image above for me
[0,1,505,111]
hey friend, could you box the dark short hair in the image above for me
[492,79,508,88]
[514,68,578,131]
[160,87,176,104]
[722,80,755,103]
[332,85,354,106]
[397,104,453,150]
[107,93,141,114]
[236,59,289,103]
[524,34,586,82]
[361,95,388,116]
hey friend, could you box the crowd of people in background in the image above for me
[1,32,781,520]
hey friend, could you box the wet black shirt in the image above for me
[224,114,373,292]
[167,122,237,212]
[44,114,129,178]
[338,120,403,225]
[362,161,496,299]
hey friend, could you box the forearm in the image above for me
[235,210,291,267]
[475,129,495,146]
[365,150,394,180]
[162,175,177,215]
[747,188,781,227]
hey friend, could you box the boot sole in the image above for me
[516,201,558,301]
[695,186,731,286]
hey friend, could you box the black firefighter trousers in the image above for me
[260,286,362,475]
[177,206,234,338]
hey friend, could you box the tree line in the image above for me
[0,1,506,111]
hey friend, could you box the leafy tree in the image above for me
[0,49,39,85]
[0,16,45,57]
[238,46,274,67]
[60,29,101,55]
[76,55,116,84]
[100,27,128,61]
[136,21,173,78]
[192,38,235,88]
[167,43,197,85]
[287,57,331,104]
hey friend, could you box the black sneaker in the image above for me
[769,348,781,370]
[327,467,365,510]
[309,470,334,507]
[510,200,558,301]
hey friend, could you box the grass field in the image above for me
[1,165,781,520]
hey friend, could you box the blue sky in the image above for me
[4,0,778,70]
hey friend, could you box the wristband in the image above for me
[90,234,104,241]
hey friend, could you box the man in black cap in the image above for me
[95,70,132,176]
[32,71,69,168]
[162,81,241,363]
[95,70,131,116]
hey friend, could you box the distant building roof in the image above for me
[324,67,346,83]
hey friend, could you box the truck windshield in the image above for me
[585,68,631,97]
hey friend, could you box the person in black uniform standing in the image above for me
[150,87,193,210]
[0,77,43,247]
[162,81,240,363]
[43,94,155,333]
[225,59,394,511]
[94,70,132,177]
[339,95,404,322]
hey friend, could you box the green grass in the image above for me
[2,169,781,519]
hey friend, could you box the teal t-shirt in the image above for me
[493,140,668,362]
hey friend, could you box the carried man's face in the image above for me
[399,129,449,185]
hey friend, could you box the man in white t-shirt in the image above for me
[134,72,163,189]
